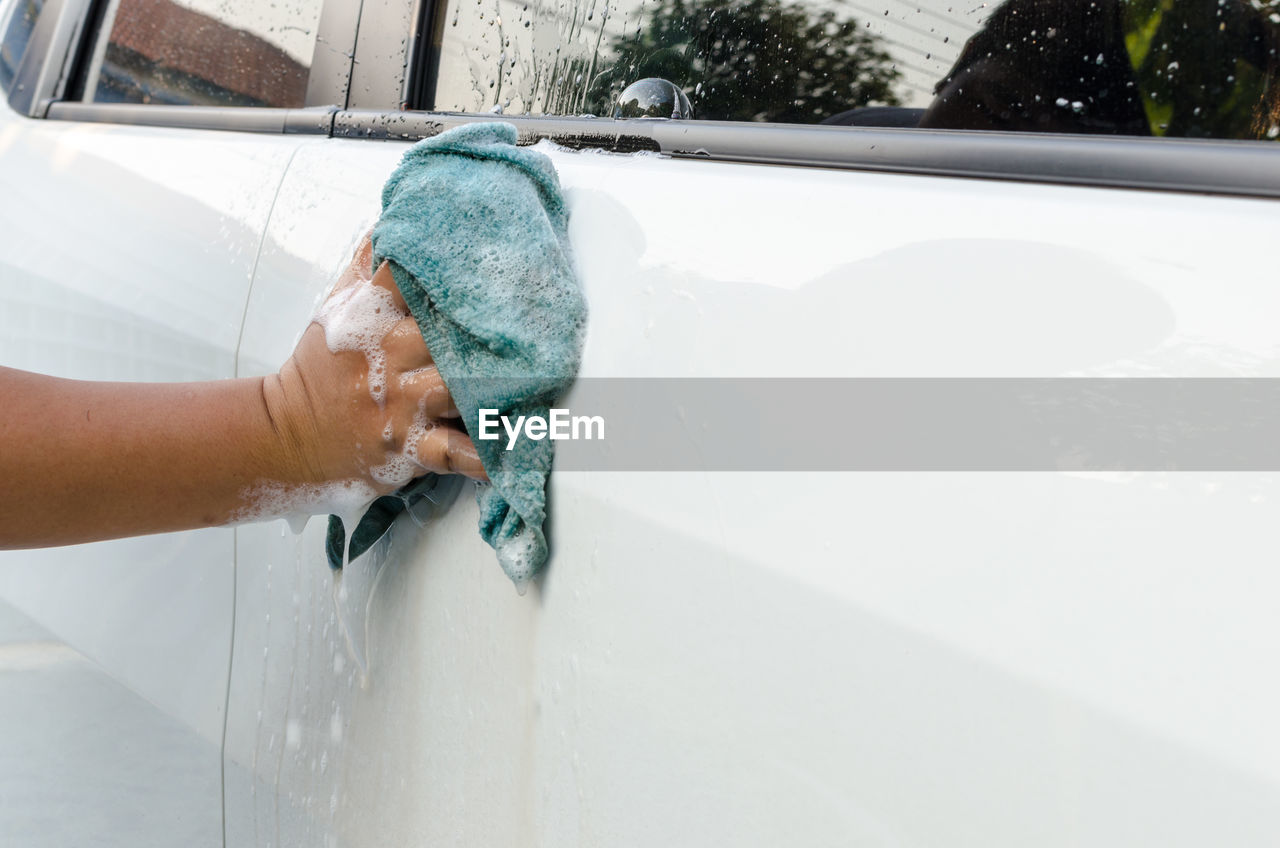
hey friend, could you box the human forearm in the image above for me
[0,367,305,547]
[0,244,486,551]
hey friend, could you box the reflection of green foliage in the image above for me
[589,0,902,122]
[1123,0,1280,138]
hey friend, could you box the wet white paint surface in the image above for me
[0,599,222,847]
[4,43,1280,841]
[0,102,306,845]
[226,137,1280,846]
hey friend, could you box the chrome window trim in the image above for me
[329,109,1280,200]
[8,0,88,116]
[44,100,336,132]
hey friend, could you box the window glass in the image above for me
[0,0,43,94]
[83,0,325,107]
[430,0,1280,141]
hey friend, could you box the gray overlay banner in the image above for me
[471,378,1280,471]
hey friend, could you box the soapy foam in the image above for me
[313,277,405,405]
[231,479,380,541]
[398,366,454,414]
[235,275,439,538]
[494,523,537,595]
[369,395,435,488]
[528,138,662,160]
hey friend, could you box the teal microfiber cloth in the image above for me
[326,122,586,589]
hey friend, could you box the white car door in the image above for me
[223,2,1280,847]
[230,143,1280,848]
[5,0,1280,844]
[0,0,341,843]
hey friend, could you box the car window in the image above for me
[81,0,325,107]
[0,0,43,94]
[428,0,1280,141]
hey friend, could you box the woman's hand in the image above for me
[264,234,486,492]
[0,233,485,550]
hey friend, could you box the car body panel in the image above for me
[224,137,1280,845]
[2,1,1280,844]
[0,104,310,845]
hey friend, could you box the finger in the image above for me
[328,231,376,296]
[351,231,373,274]
[414,424,487,481]
[397,365,459,419]
[370,260,410,314]
[383,316,433,368]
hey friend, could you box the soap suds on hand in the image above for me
[231,479,379,538]
[369,399,433,488]
[234,269,444,538]
[313,276,405,405]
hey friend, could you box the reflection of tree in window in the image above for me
[93,0,310,107]
[1125,0,1280,139]
[920,0,1280,140]
[588,0,902,122]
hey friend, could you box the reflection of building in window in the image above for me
[93,0,309,107]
